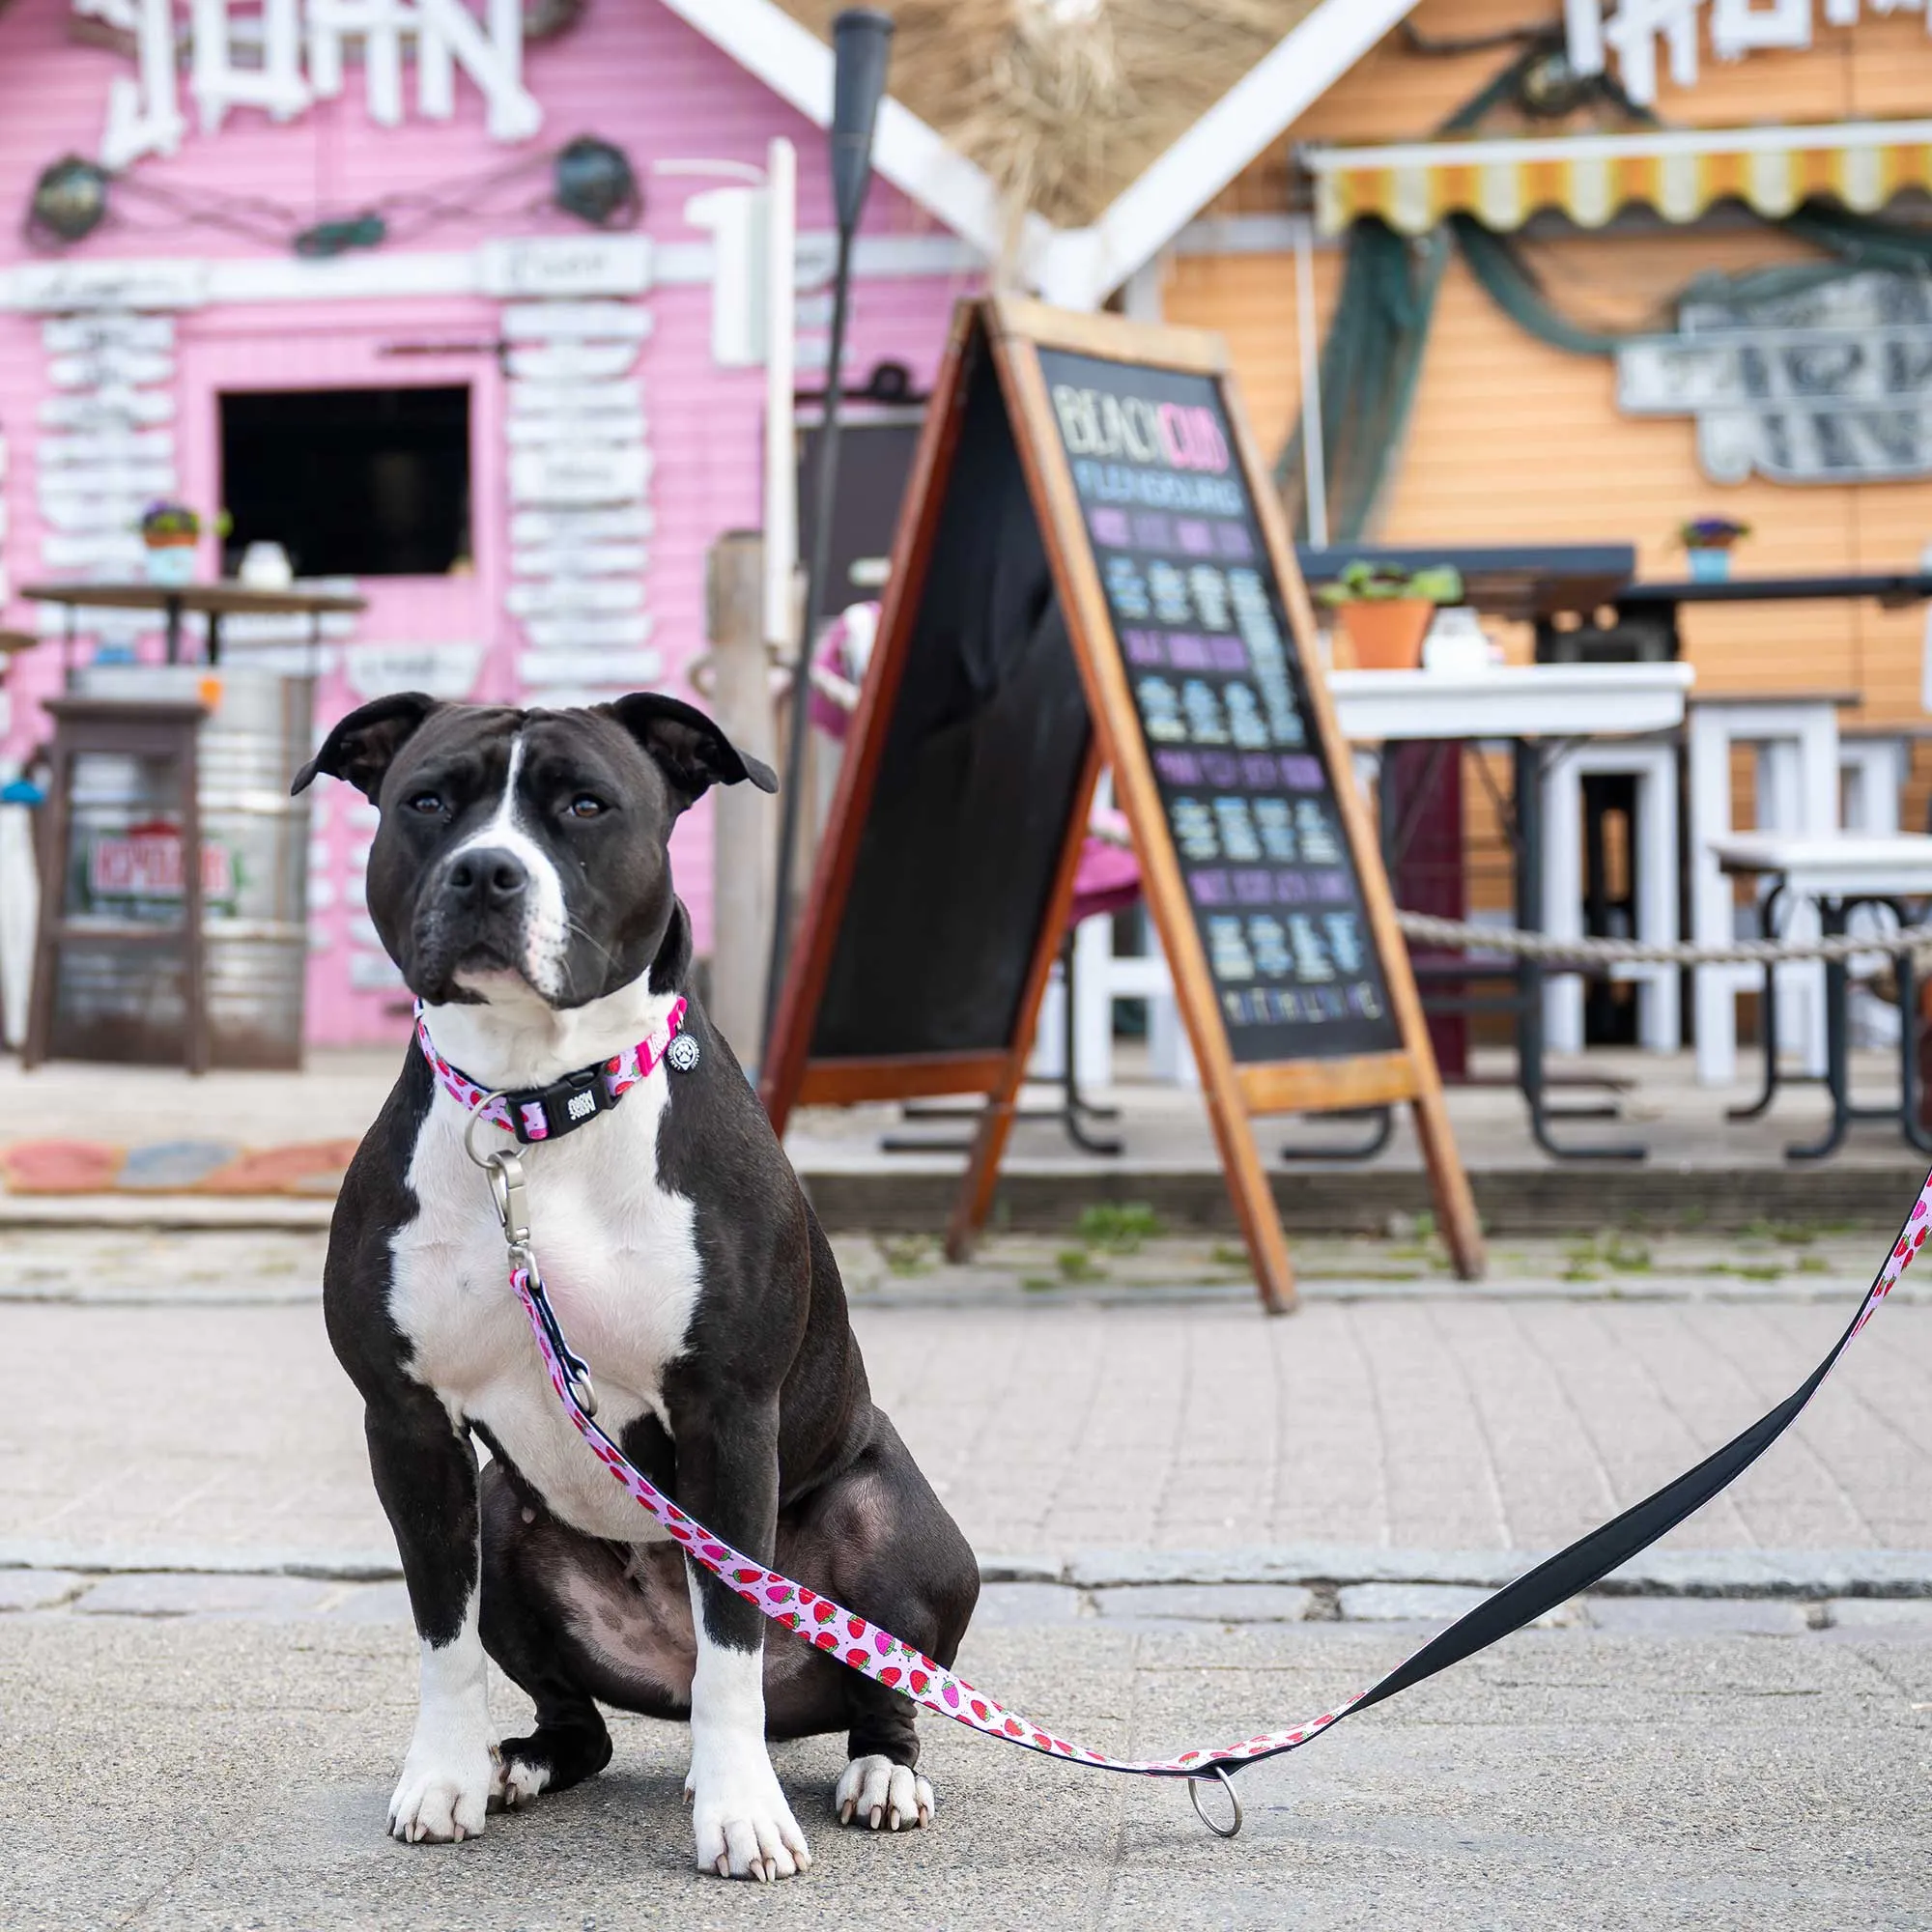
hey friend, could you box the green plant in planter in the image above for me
[1318,560,1464,607]
[1677,516,1750,553]
[137,501,233,544]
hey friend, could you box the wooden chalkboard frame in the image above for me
[763,297,1483,1311]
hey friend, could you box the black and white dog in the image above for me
[294,691,979,1882]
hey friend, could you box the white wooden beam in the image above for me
[1037,0,1425,310]
[653,0,1008,265]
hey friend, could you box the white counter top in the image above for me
[1327,662,1696,743]
[1711,832,1932,899]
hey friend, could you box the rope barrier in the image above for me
[1392,909,1932,969]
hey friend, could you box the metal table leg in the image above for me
[1898,934,1932,1155]
[1786,898,1852,1162]
[1727,882,1787,1122]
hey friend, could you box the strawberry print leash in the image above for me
[457,1060,1929,1837]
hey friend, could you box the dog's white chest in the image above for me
[387,1077,699,1543]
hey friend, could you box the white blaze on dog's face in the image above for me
[292,693,777,1010]
[437,733,576,1001]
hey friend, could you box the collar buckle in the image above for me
[516,1065,610,1142]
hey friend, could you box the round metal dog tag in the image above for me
[667,1034,700,1073]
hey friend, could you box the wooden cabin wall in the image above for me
[1165,7,1932,938]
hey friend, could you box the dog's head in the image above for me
[293,692,777,1008]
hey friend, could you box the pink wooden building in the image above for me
[0,0,985,1046]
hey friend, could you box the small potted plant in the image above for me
[1679,515,1750,583]
[136,500,229,586]
[1317,559,1465,670]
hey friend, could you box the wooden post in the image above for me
[705,531,778,1067]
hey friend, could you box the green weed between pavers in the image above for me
[1563,1232,1653,1278]
[1073,1202,1164,1253]
[880,1235,936,1277]
[1057,1247,1105,1282]
[1386,1208,1450,1265]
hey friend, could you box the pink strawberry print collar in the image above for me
[414,996,691,1146]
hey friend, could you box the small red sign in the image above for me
[88,824,234,900]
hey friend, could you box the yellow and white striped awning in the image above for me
[1303,120,1932,237]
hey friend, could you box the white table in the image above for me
[1711,831,1932,1159]
[1327,662,1695,743]
[1688,693,1853,1087]
[1332,662,1696,1159]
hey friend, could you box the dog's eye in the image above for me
[407,791,443,815]
[567,795,606,819]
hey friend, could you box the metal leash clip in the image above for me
[1187,1766,1243,1839]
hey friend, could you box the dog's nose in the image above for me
[447,847,527,907]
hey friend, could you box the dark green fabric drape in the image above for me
[1274,217,1449,543]
[1276,197,1932,537]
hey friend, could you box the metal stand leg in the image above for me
[1787,900,1851,1162]
[881,933,1122,1156]
[1515,739,1643,1161]
[1280,1107,1395,1162]
[1057,930,1122,1155]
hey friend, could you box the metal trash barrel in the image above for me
[53,664,313,1068]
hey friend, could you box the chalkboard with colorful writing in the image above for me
[764,298,1481,1312]
[1037,349,1400,1065]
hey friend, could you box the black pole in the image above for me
[759,9,893,1071]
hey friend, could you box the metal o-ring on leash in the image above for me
[463,1089,513,1170]
[1187,1767,1243,1839]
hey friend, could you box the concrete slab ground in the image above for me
[2,1613,1926,1930]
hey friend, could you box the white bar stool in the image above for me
[1688,696,1842,1086]
[1839,732,1910,835]
[1541,736,1680,1054]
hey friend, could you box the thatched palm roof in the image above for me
[775,1,1322,231]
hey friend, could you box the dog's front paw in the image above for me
[387,1733,495,1843]
[686,1748,811,1882]
[835,1754,933,1832]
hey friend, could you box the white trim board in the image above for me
[664,0,1416,311]
[1301,116,1932,175]
[0,231,984,312]
[1037,0,1422,307]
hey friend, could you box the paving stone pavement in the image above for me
[3,1260,1927,1577]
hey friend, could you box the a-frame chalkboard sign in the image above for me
[762,297,1483,1311]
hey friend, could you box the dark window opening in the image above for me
[219,385,471,578]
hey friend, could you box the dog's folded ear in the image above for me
[602,692,780,812]
[292,692,440,801]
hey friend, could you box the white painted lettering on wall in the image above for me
[1567,0,1931,108]
[74,0,541,168]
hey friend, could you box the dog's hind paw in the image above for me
[835,1755,933,1832]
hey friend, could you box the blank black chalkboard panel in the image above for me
[1035,347,1400,1065]
[809,335,1093,1062]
